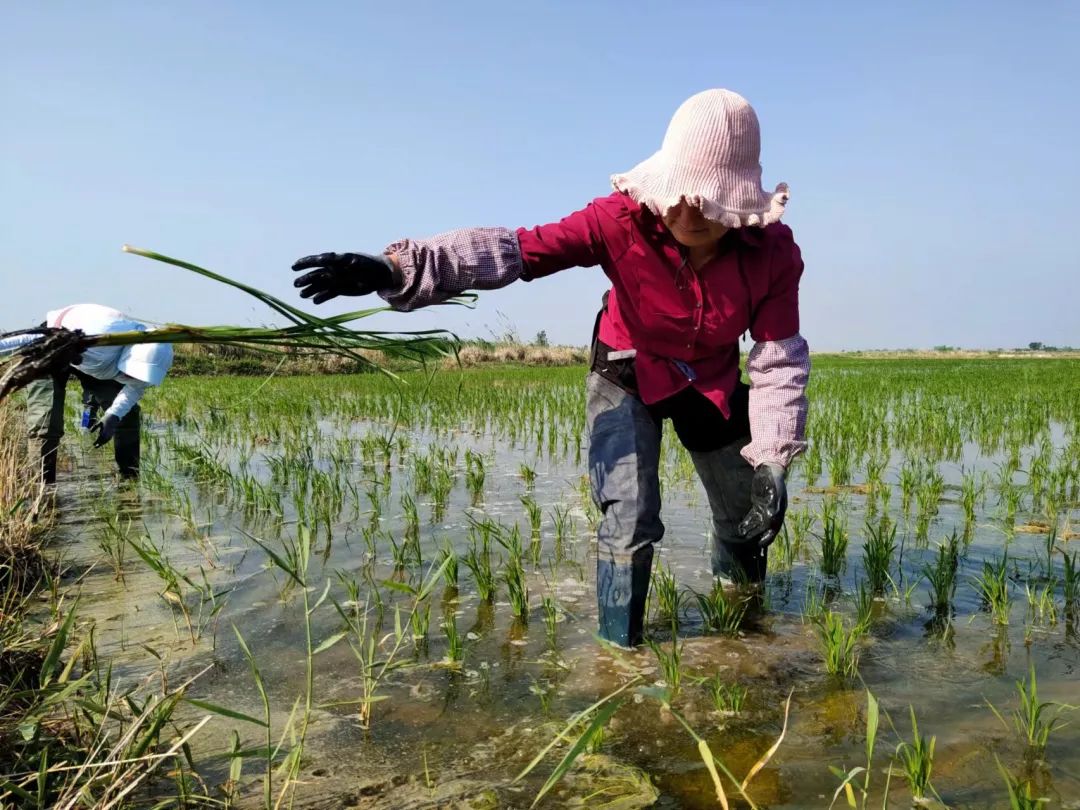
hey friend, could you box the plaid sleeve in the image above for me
[740,334,810,469]
[379,227,523,312]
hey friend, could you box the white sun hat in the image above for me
[612,89,789,228]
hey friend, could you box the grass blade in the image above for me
[530,699,623,808]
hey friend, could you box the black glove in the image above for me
[91,414,119,448]
[291,252,396,305]
[737,463,788,551]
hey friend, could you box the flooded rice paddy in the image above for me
[46,358,1080,808]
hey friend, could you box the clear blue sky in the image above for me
[3,1,1077,350]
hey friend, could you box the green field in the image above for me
[2,356,1078,808]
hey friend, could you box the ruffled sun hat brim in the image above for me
[612,151,789,229]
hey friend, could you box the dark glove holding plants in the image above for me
[91,414,119,448]
[291,252,396,304]
[737,462,788,551]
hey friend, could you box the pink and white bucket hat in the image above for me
[612,89,789,228]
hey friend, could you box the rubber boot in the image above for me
[113,404,141,479]
[597,545,654,649]
[24,373,67,486]
[28,436,60,486]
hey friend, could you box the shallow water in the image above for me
[47,360,1080,808]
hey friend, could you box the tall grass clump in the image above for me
[0,403,209,806]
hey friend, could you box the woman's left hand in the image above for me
[737,463,788,550]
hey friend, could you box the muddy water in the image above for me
[47,372,1080,809]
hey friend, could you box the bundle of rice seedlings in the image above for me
[0,246,470,401]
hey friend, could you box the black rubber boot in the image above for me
[597,545,654,648]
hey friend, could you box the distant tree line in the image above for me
[1024,342,1075,351]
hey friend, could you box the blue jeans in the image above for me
[586,372,763,644]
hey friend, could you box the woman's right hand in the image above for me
[291,252,398,304]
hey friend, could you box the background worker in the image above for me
[0,303,174,483]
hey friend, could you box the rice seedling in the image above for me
[1024,581,1058,627]
[94,502,131,582]
[519,462,537,490]
[549,504,573,563]
[894,706,938,803]
[852,578,875,634]
[542,595,560,645]
[898,457,921,514]
[464,448,486,504]
[915,468,944,520]
[650,560,684,626]
[1064,549,1079,615]
[439,539,459,590]
[829,690,887,810]
[387,531,411,572]
[1002,483,1024,528]
[864,452,887,496]
[994,755,1049,809]
[333,555,451,726]
[802,578,830,624]
[127,533,224,645]
[862,519,897,595]
[706,674,747,714]
[521,495,542,540]
[430,465,455,521]
[987,663,1076,756]
[770,524,796,572]
[974,554,1013,625]
[528,677,556,715]
[924,530,961,615]
[243,525,321,804]
[801,442,823,487]
[412,452,434,495]
[786,506,814,557]
[819,498,849,578]
[463,536,497,602]
[814,609,864,681]
[411,599,431,643]
[442,612,464,666]
[647,628,685,699]
[504,554,530,621]
[400,490,419,538]
[827,444,853,487]
[692,582,747,636]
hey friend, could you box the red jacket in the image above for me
[516,192,804,415]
